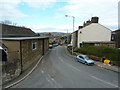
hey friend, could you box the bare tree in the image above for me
[0,20,17,26]
[0,20,12,25]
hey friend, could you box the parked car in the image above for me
[52,44,57,47]
[76,54,94,65]
[55,43,59,46]
[60,43,63,46]
[49,45,53,48]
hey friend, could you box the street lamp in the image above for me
[65,15,75,55]
[67,29,68,46]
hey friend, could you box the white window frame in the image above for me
[32,42,37,50]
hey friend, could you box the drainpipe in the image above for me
[43,39,44,55]
[20,40,23,73]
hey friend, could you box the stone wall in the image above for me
[72,31,78,48]
[2,60,21,85]
[21,39,43,70]
[1,38,49,85]
[43,39,49,54]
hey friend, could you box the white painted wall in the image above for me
[77,23,112,48]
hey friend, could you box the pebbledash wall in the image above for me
[1,37,49,84]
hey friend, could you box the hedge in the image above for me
[74,46,120,64]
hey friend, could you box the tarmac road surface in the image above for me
[11,46,118,88]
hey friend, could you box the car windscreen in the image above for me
[85,56,90,60]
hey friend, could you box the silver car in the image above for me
[76,55,94,65]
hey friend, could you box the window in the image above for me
[111,33,116,41]
[32,42,37,50]
[79,56,84,59]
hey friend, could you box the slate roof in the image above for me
[1,24,37,37]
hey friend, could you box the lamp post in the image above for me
[67,29,68,46]
[65,15,75,55]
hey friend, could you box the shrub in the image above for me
[75,46,120,64]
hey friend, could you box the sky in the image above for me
[0,0,119,33]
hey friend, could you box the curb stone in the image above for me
[3,49,51,89]
[95,62,119,73]
[4,56,43,89]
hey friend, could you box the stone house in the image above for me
[0,24,49,71]
[72,30,78,48]
[1,37,49,70]
[113,29,120,48]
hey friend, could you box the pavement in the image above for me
[65,46,120,73]
[94,61,120,73]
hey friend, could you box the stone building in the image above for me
[72,30,78,48]
[0,24,49,70]
[1,37,49,70]
[113,29,120,48]
[0,24,49,84]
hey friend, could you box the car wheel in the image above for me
[76,58,79,62]
[87,63,90,66]
[85,61,87,65]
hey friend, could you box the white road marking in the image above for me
[51,78,54,81]
[47,74,62,88]
[59,57,82,72]
[46,77,55,87]
[47,79,50,82]
[41,70,44,74]
[90,75,118,88]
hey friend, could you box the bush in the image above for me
[89,55,101,61]
[76,46,120,65]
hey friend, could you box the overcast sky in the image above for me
[0,0,119,33]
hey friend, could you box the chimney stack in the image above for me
[81,16,99,28]
[86,20,91,26]
[78,26,83,29]
[91,17,99,23]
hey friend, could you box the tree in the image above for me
[0,20,12,25]
[0,20,17,26]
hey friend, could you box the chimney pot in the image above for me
[78,26,83,29]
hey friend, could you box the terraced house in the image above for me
[0,24,49,72]
[72,17,115,48]
[113,29,120,48]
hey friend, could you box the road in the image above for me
[12,46,118,88]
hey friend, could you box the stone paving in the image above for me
[95,61,119,73]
